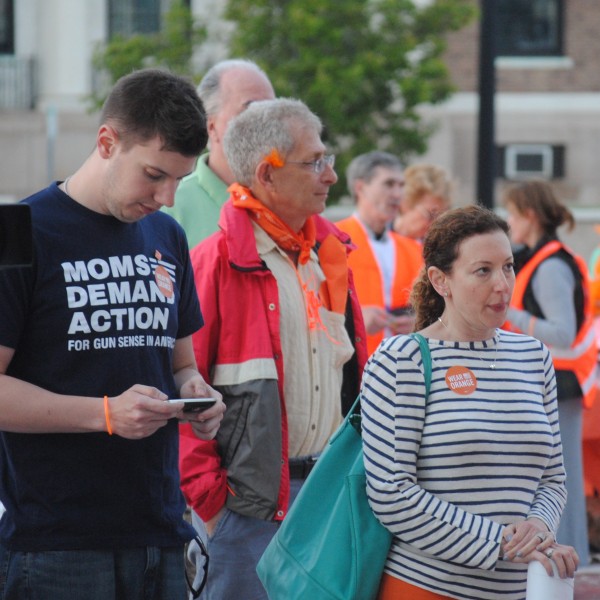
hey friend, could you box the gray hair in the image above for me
[223,98,322,186]
[197,59,270,116]
[346,151,403,199]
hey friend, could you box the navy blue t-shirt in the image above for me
[0,183,203,551]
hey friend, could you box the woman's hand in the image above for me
[508,543,579,579]
[501,518,553,560]
[538,543,579,578]
[501,521,579,578]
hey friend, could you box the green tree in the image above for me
[225,0,476,200]
[88,1,207,111]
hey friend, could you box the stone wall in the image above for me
[0,109,97,202]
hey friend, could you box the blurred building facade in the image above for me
[0,0,224,202]
[421,0,600,204]
[1,1,599,255]
[417,0,600,256]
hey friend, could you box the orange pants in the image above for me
[377,573,453,600]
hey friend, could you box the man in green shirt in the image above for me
[165,59,275,248]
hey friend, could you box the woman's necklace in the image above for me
[437,316,499,369]
[63,176,71,197]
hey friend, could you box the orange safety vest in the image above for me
[336,215,423,355]
[589,245,600,316]
[505,240,597,409]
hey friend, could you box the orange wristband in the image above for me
[104,395,113,435]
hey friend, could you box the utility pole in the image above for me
[477,0,496,209]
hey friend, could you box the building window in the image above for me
[496,0,563,57]
[109,0,161,38]
[0,0,14,54]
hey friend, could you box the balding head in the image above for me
[199,59,275,183]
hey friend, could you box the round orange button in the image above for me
[445,365,477,395]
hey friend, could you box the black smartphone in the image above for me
[167,398,217,413]
[388,306,414,317]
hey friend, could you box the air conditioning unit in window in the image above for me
[505,144,553,179]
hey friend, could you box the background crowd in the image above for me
[0,57,598,600]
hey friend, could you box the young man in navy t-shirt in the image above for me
[0,69,225,600]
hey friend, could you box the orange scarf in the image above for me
[229,183,348,317]
[229,183,315,265]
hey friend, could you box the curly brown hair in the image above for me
[410,204,510,330]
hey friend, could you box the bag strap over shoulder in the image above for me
[349,333,433,430]
[410,332,432,398]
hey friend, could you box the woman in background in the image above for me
[503,179,595,567]
[362,205,578,599]
[393,163,453,241]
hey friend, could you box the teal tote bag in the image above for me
[257,333,432,600]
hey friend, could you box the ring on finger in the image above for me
[535,532,546,543]
[546,548,554,559]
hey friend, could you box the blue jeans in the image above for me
[0,544,187,600]
[188,478,303,600]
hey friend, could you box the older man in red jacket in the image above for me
[179,98,368,599]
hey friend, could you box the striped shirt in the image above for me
[361,329,566,600]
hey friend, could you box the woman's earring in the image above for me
[444,291,448,297]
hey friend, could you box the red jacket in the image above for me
[179,201,368,522]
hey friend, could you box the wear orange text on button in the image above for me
[445,365,477,395]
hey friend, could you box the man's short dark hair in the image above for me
[101,68,208,157]
[346,151,403,200]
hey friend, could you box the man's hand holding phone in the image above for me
[386,306,416,335]
[174,373,225,440]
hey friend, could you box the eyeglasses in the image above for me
[286,154,335,174]
[185,534,209,599]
